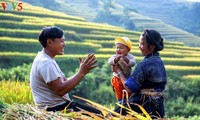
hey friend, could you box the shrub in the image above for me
[0,63,31,81]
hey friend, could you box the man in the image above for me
[30,26,101,114]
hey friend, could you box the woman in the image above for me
[113,29,167,118]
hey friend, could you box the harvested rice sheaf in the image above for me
[2,96,152,120]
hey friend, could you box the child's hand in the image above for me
[121,56,129,64]
[114,55,121,64]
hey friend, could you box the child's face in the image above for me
[115,43,130,56]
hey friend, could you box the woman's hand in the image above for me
[112,64,121,73]
[121,56,129,64]
[118,60,130,77]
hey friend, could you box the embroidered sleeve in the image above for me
[125,63,144,93]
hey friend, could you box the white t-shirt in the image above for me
[30,50,70,109]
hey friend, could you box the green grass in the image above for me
[0,81,33,104]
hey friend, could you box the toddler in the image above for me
[108,37,136,103]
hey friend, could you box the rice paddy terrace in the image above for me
[0,0,200,81]
[38,0,200,47]
[106,1,200,47]
[55,0,97,21]
[126,11,200,47]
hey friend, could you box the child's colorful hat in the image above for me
[115,37,132,50]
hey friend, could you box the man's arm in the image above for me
[48,53,97,96]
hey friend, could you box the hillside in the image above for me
[1,0,200,82]
[1,2,200,73]
[117,0,200,36]
[116,0,200,47]
[20,0,200,47]
[1,0,200,118]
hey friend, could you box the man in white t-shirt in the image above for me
[30,26,101,114]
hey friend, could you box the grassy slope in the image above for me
[52,0,200,47]
[119,0,200,37]
[55,0,97,21]
[0,0,200,77]
[125,6,200,47]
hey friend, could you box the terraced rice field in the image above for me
[0,0,200,80]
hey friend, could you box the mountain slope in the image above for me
[126,12,200,47]
[20,0,200,47]
[0,0,200,76]
[117,0,200,36]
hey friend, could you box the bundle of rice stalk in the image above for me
[2,103,80,120]
[2,96,152,120]
[2,103,106,120]
[73,95,152,120]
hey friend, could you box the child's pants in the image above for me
[111,76,131,101]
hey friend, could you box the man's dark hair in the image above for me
[38,26,64,47]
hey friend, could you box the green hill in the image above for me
[0,1,200,76]
[20,0,200,47]
[1,0,200,118]
[117,0,200,37]
[96,1,200,47]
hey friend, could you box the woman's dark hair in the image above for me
[38,26,64,47]
[142,29,164,51]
